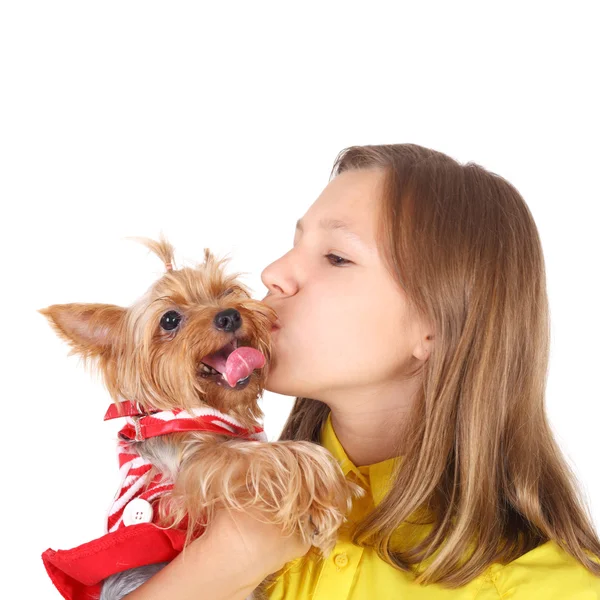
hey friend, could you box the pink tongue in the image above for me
[224,347,265,387]
[202,345,265,387]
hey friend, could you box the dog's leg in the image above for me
[171,436,366,559]
[98,562,272,600]
[99,563,169,600]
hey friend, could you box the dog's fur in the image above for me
[40,236,364,600]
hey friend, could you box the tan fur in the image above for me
[39,234,365,597]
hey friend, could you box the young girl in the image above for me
[126,144,600,599]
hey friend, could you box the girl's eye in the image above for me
[325,253,352,267]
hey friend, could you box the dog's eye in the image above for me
[160,310,182,331]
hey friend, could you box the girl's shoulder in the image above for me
[476,540,600,599]
[265,540,600,600]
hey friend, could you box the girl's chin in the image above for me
[263,369,300,397]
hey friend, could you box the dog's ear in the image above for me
[38,303,125,358]
[203,247,216,264]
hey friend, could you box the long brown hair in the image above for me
[277,144,600,587]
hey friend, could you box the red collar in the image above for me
[103,400,267,442]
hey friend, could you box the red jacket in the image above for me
[41,401,267,600]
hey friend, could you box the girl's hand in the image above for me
[204,505,313,582]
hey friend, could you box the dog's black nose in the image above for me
[213,308,242,332]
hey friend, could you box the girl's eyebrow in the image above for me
[296,216,353,233]
[295,217,373,253]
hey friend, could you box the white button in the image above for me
[123,498,154,526]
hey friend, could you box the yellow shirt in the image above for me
[265,412,600,599]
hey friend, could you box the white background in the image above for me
[1,2,598,597]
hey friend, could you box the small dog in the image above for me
[39,236,365,600]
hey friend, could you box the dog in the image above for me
[39,235,365,600]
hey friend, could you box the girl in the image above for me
[126,144,600,599]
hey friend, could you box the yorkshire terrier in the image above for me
[39,235,365,600]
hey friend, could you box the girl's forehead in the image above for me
[302,182,384,249]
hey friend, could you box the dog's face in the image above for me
[38,243,278,425]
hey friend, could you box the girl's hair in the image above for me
[277,144,600,587]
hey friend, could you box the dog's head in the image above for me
[38,235,278,427]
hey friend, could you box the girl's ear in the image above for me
[38,303,126,358]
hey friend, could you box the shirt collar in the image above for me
[320,411,403,507]
[320,412,443,563]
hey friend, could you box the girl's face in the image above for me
[260,168,429,403]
